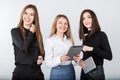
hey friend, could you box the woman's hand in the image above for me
[79,60,86,69]
[82,45,93,52]
[37,55,43,65]
[60,55,70,62]
[30,25,36,33]
[73,54,80,62]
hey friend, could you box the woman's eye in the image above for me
[58,21,62,24]
[30,13,34,16]
[24,12,27,15]
[64,22,67,25]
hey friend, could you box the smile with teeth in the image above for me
[24,19,31,22]
[60,27,66,30]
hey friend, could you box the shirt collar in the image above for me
[55,34,67,41]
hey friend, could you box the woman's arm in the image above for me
[93,32,113,60]
[44,39,61,67]
[11,28,34,51]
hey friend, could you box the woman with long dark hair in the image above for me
[74,9,112,80]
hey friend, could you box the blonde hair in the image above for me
[17,4,44,56]
[50,14,74,45]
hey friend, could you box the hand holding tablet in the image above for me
[67,46,83,60]
[83,56,96,74]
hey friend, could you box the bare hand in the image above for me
[60,55,70,62]
[30,25,36,33]
[73,54,80,62]
[82,45,93,52]
[37,56,43,65]
[79,60,86,69]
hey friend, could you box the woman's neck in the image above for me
[88,27,91,31]
[56,32,64,41]
[24,24,31,29]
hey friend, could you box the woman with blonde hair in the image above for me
[44,14,75,80]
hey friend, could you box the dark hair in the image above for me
[79,9,101,41]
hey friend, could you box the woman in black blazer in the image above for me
[11,4,44,80]
[74,9,112,80]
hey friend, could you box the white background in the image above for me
[0,0,120,80]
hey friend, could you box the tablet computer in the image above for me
[83,56,96,74]
[67,46,82,60]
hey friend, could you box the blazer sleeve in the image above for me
[11,28,34,52]
[93,32,113,60]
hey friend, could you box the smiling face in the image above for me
[23,8,35,27]
[83,12,92,30]
[56,17,68,35]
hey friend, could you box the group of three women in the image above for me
[11,4,112,80]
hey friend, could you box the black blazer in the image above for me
[11,27,41,66]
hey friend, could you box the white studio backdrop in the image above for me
[0,0,120,80]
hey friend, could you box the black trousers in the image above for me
[12,65,44,80]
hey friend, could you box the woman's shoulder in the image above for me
[44,35,57,47]
[96,31,108,38]
[96,31,106,35]
[47,35,57,40]
[11,27,20,33]
[45,35,56,42]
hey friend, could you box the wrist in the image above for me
[91,47,94,51]
[60,56,63,62]
[77,58,81,65]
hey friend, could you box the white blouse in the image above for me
[44,34,73,67]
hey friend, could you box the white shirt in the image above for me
[44,34,73,67]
